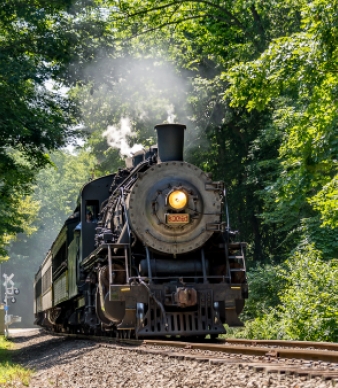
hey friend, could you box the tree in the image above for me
[0,0,117,254]
[0,152,40,257]
[225,0,338,257]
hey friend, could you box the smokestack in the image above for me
[154,124,186,162]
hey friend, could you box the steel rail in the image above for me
[224,338,338,352]
[49,330,338,363]
[137,339,338,363]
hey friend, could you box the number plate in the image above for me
[166,214,190,225]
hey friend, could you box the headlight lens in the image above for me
[168,190,188,210]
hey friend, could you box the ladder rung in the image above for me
[229,242,247,248]
[229,256,244,259]
[230,269,246,272]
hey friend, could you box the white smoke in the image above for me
[102,117,144,156]
[167,104,177,124]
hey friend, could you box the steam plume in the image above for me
[167,104,177,124]
[102,118,144,156]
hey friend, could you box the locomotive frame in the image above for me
[34,124,248,338]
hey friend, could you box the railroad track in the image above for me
[48,331,338,384]
[225,338,338,352]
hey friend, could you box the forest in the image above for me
[0,0,337,341]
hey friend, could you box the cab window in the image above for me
[85,200,99,223]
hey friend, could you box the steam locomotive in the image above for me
[34,124,248,338]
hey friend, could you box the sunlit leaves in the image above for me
[0,151,39,258]
[234,246,338,341]
[225,0,338,255]
[311,176,338,228]
[111,0,302,69]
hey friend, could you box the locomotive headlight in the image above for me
[168,190,188,210]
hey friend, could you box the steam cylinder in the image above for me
[154,124,186,162]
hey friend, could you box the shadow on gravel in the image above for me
[10,335,98,372]
[9,332,46,344]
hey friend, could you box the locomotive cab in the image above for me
[80,174,115,259]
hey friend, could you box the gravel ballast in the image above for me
[8,329,336,388]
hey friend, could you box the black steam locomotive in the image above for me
[34,124,248,338]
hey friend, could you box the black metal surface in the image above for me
[145,146,158,161]
[154,123,186,162]
[81,174,115,259]
[132,150,145,167]
[139,257,208,276]
[137,289,225,337]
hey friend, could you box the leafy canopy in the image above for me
[225,0,338,233]
[0,0,116,256]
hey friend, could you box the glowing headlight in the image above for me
[168,190,188,210]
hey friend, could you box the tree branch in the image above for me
[250,5,265,41]
[121,0,246,31]
[123,14,245,41]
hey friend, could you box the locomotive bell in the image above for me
[154,123,186,162]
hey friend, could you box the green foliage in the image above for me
[113,0,301,65]
[234,246,338,341]
[0,0,118,255]
[240,263,284,322]
[225,1,338,251]
[0,1,79,165]
[310,176,338,228]
[280,247,338,341]
[0,152,40,259]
